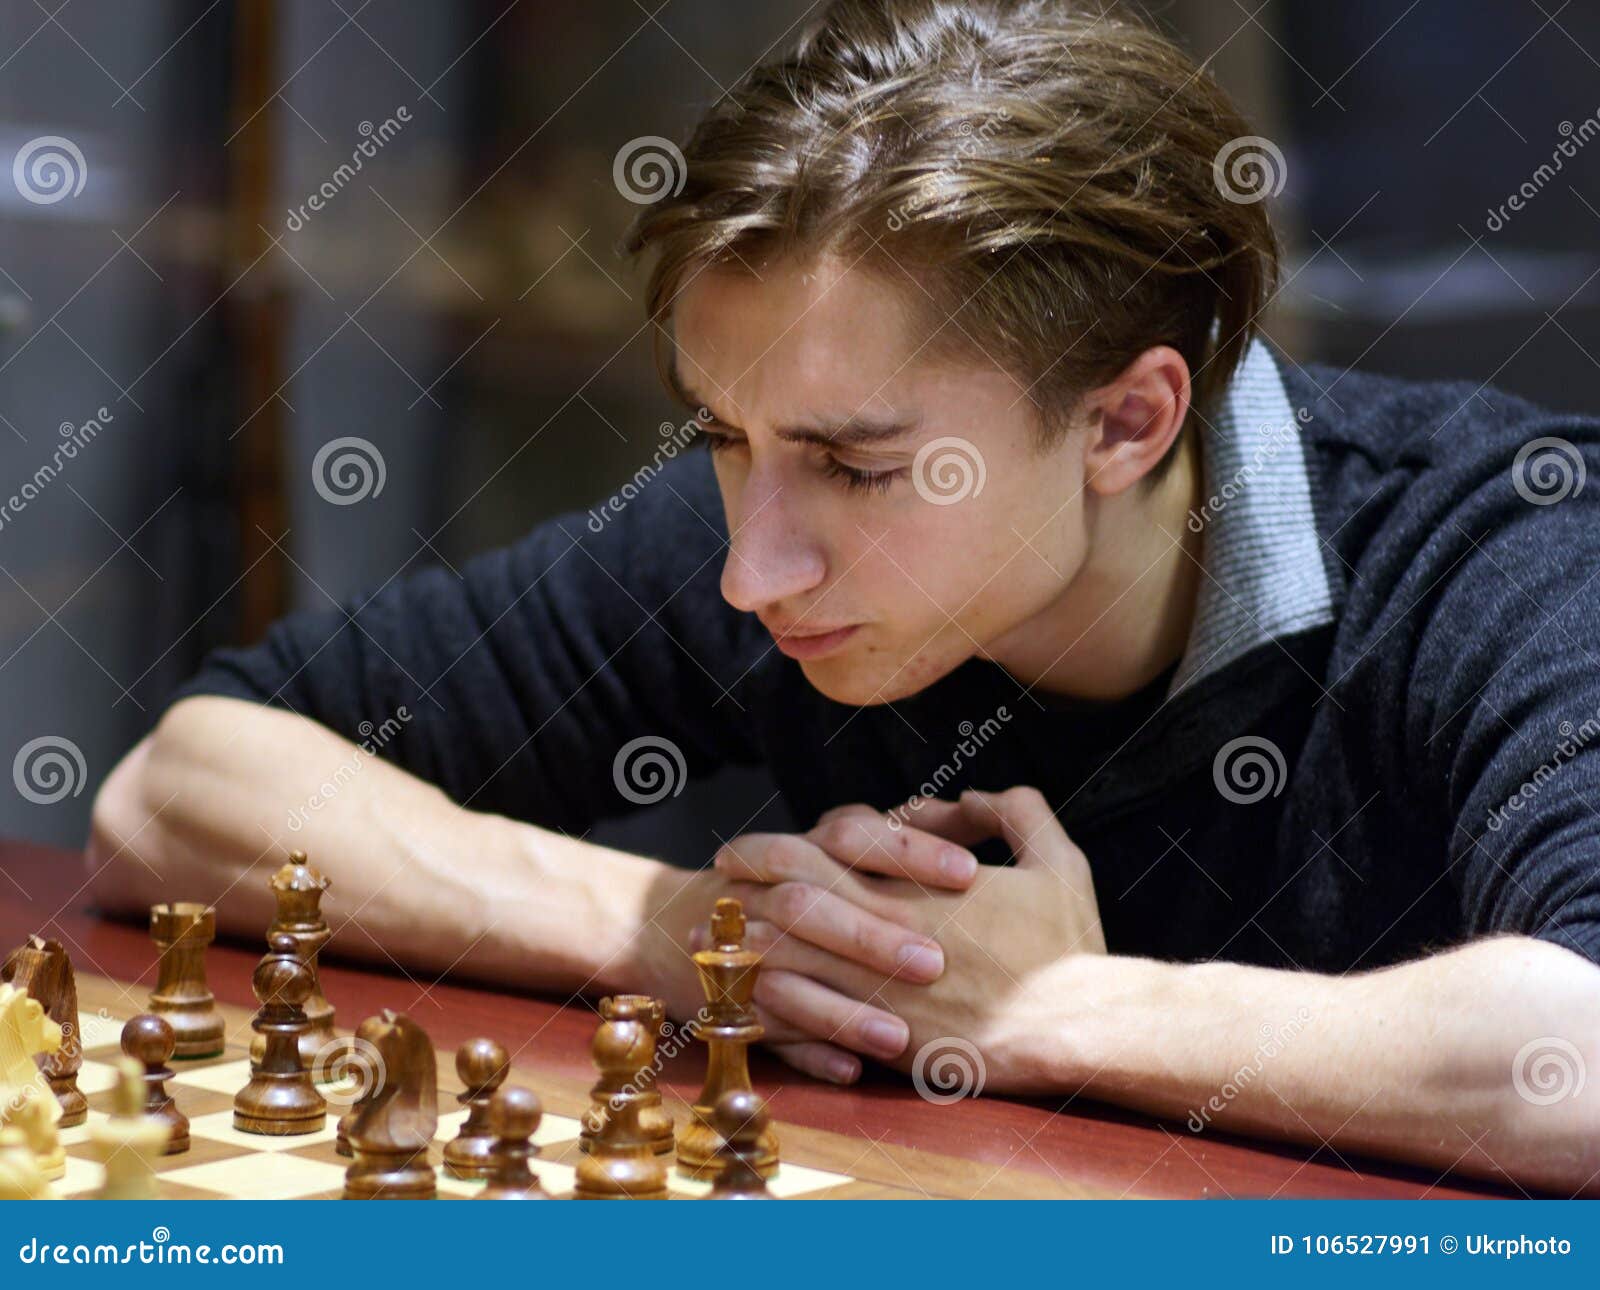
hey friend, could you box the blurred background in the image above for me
[4,0,1599,864]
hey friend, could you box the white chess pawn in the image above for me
[89,1057,171,1200]
[0,1111,58,1200]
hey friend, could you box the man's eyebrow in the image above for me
[667,364,921,448]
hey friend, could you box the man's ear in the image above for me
[1079,346,1191,496]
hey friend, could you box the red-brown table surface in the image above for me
[0,835,1511,1199]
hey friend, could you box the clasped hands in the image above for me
[687,787,1106,1090]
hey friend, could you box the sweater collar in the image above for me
[1167,338,1337,698]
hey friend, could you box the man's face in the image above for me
[671,255,1093,707]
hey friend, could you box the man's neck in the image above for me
[985,431,1205,703]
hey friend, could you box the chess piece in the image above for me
[335,1014,388,1158]
[0,981,64,1180]
[707,1090,775,1199]
[676,899,778,1179]
[477,1086,549,1199]
[2,936,86,1126]
[343,1011,438,1199]
[90,1057,170,1199]
[573,1010,669,1199]
[581,996,674,1157]
[442,1037,509,1179]
[233,933,326,1134]
[148,903,225,1058]
[121,1014,189,1154]
[249,855,337,1073]
[0,1100,59,1199]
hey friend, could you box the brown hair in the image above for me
[621,0,1281,461]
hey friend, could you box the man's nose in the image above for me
[719,479,826,614]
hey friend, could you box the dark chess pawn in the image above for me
[707,1090,775,1199]
[573,1011,669,1200]
[477,1086,548,1200]
[233,933,326,1135]
[581,996,673,1157]
[120,1013,188,1154]
[443,1037,509,1180]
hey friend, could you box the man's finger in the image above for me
[961,787,1098,904]
[960,787,1060,866]
[806,807,979,889]
[743,918,890,998]
[734,880,944,983]
[768,1040,862,1085]
[754,968,909,1061]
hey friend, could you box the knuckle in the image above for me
[849,913,886,963]
[766,835,814,882]
[814,815,859,857]
[769,880,818,926]
[1005,785,1049,813]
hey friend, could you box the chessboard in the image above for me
[57,973,1077,1200]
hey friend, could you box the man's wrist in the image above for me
[492,813,677,996]
[1008,951,1179,1092]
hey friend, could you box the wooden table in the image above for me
[0,835,1511,1199]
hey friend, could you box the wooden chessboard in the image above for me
[58,973,1101,1200]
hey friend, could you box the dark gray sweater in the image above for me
[166,341,1600,973]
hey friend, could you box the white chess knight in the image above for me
[0,982,65,1181]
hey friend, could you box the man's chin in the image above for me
[798,652,961,708]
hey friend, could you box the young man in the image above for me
[88,1,1600,1194]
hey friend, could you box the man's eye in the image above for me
[821,457,901,495]
[696,429,742,454]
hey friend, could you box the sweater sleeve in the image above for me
[1402,419,1600,968]
[162,449,763,832]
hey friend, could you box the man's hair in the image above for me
[621,0,1281,459]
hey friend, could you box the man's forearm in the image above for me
[1035,937,1600,1196]
[84,696,681,997]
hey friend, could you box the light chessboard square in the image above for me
[167,1058,256,1095]
[160,1152,348,1200]
[187,1109,341,1151]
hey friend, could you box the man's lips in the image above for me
[767,622,862,660]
